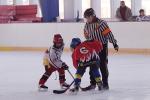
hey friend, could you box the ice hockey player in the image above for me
[38,34,69,91]
[69,38,103,92]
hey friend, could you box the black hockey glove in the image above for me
[113,44,119,52]
[62,63,69,70]
[44,65,49,72]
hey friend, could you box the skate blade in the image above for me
[38,88,48,92]
[68,90,78,95]
[61,86,68,90]
[82,88,95,92]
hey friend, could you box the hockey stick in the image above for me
[67,69,84,91]
[53,80,74,94]
[67,69,75,80]
[53,69,75,94]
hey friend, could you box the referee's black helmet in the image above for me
[84,8,96,18]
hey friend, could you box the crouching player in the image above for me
[38,34,69,91]
[69,38,103,92]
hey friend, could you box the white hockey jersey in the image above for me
[43,46,64,69]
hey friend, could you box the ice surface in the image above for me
[0,51,150,100]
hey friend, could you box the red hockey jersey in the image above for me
[72,40,103,69]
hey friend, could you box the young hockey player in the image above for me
[38,34,69,90]
[69,38,103,92]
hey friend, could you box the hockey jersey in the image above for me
[43,45,64,69]
[72,40,103,69]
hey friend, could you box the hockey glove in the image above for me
[44,65,49,72]
[113,44,119,52]
[62,63,69,70]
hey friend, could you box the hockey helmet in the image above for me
[84,8,96,18]
[70,38,81,49]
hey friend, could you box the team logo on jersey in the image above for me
[80,47,89,54]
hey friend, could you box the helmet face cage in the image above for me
[54,38,63,44]
[53,34,63,46]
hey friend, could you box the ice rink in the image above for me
[0,51,150,100]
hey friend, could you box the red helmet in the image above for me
[53,34,63,44]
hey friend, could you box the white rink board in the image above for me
[0,22,150,49]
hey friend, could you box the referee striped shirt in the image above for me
[84,18,117,45]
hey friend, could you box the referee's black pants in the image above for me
[89,44,109,86]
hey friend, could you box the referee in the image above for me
[83,8,119,90]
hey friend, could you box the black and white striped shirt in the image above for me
[84,18,117,45]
